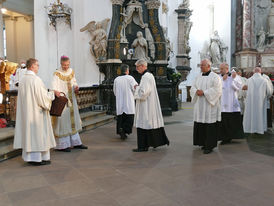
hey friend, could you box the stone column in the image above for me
[175,3,192,80]
[108,0,125,59]
[235,0,243,52]
[0,0,6,58]
[146,0,166,62]
[242,0,253,49]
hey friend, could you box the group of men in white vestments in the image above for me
[191,59,273,154]
[114,59,169,152]
[14,57,87,166]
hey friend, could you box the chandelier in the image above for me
[45,0,72,30]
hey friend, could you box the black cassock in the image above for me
[219,112,244,141]
[193,122,219,150]
[116,113,134,135]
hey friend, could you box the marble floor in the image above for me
[0,103,274,206]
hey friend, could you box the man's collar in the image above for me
[221,72,231,77]
[141,70,148,76]
[202,70,211,76]
[26,70,36,75]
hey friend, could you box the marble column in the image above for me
[107,0,124,60]
[175,3,192,80]
[235,0,243,52]
[242,0,253,49]
[0,0,6,58]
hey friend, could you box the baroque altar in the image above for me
[93,0,173,115]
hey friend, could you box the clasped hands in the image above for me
[196,90,204,96]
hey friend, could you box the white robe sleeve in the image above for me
[190,76,198,103]
[130,76,138,93]
[113,79,117,96]
[231,76,242,91]
[135,75,152,101]
[51,74,59,91]
[35,78,55,111]
[203,75,222,106]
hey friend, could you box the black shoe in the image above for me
[119,129,127,140]
[201,146,205,150]
[203,149,213,154]
[220,140,232,145]
[132,148,148,152]
[42,160,51,165]
[28,161,43,166]
[74,144,88,149]
[56,148,71,152]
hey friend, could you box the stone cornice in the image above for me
[145,0,161,10]
[110,0,124,6]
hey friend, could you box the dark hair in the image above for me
[60,55,70,63]
[121,64,129,75]
[26,58,38,69]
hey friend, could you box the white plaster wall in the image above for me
[34,0,112,88]
[5,17,34,63]
[185,0,231,86]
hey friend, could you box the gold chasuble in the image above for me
[51,68,82,138]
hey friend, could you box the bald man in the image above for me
[219,63,244,145]
[243,67,272,134]
[190,59,222,154]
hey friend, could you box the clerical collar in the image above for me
[221,72,231,77]
[26,70,36,75]
[202,71,211,76]
[141,70,148,76]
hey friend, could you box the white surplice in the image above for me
[14,67,27,85]
[190,71,222,123]
[243,73,272,134]
[262,74,273,109]
[14,70,56,162]
[134,72,164,129]
[113,75,138,115]
[220,74,242,113]
[51,68,82,149]
[238,76,247,115]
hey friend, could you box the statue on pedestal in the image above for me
[80,18,110,61]
[257,26,267,52]
[209,31,228,66]
[132,31,149,60]
[120,0,145,42]
[145,24,155,60]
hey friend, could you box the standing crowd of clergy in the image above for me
[12,55,273,166]
[191,59,273,154]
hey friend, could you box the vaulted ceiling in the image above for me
[3,0,33,15]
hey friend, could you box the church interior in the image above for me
[0,0,274,205]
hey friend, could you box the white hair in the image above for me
[135,59,147,67]
[253,67,261,73]
[201,59,212,67]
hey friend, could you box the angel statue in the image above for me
[80,18,110,61]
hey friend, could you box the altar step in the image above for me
[0,111,114,162]
[80,110,115,131]
[0,127,20,162]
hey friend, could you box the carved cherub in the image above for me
[80,18,110,61]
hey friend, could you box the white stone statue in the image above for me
[257,26,267,52]
[179,0,190,8]
[120,0,145,42]
[80,18,110,61]
[209,31,228,66]
[145,24,155,59]
[131,31,149,60]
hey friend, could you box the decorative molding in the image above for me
[146,0,161,10]
[110,0,124,6]
[162,2,169,14]
[24,15,33,22]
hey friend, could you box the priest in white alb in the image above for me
[262,73,273,128]
[243,67,272,134]
[113,64,138,140]
[219,63,244,145]
[190,59,222,154]
[133,59,169,152]
[51,56,87,152]
[14,58,56,166]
